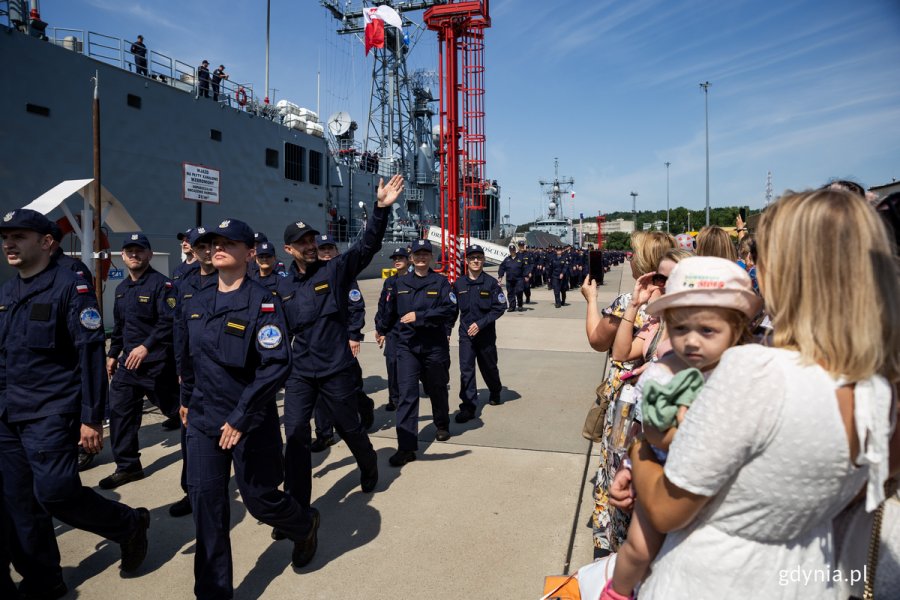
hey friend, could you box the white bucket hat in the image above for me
[647,256,762,318]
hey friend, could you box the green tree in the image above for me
[604,231,632,250]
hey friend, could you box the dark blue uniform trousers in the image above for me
[283,366,377,514]
[384,334,400,405]
[0,445,63,596]
[458,333,502,413]
[109,361,180,473]
[396,345,450,451]
[505,279,523,310]
[313,359,370,439]
[187,410,306,600]
[552,277,567,306]
[0,414,139,545]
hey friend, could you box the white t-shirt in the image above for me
[639,345,886,600]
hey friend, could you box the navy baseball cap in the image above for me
[187,227,207,246]
[284,219,320,245]
[517,240,526,246]
[254,231,268,243]
[255,241,275,257]
[411,239,433,254]
[315,234,337,248]
[122,232,151,250]
[196,218,254,246]
[465,244,485,257]
[508,243,516,250]
[177,227,193,241]
[0,209,53,235]
[389,246,409,259]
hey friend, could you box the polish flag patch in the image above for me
[261,303,275,313]
[165,281,173,289]
[76,284,89,294]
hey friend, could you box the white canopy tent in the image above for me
[23,178,140,262]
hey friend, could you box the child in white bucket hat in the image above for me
[600,256,762,600]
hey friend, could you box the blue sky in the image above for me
[40,0,900,225]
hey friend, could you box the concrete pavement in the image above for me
[37,262,634,599]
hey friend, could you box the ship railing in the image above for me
[43,27,259,113]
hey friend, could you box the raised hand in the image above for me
[377,174,405,208]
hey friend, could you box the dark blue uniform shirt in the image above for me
[173,268,218,376]
[383,269,458,352]
[172,260,200,287]
[0,262,107,424]
[249,269,287,292]
[498,254,525,280]
[374,274,398,337]
[276,205,388,378]
[179,277,291,436]
[451,272,506,338]
[347,279,365,342]
[107,266,177,364]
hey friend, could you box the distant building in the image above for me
[870,179,900,200]
[602,218,635,234]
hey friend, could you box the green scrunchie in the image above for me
[641,368,705,430]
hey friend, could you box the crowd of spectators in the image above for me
[580,183,900,598]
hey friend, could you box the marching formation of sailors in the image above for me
[0,179,623,598]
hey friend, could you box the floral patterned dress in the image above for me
[592,292,649,551]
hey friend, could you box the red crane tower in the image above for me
[424,1,491,281]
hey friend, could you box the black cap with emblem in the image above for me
[284,219,320,245]
[0,209,53,235]
[196,219,255,246]
[122,232,151,250]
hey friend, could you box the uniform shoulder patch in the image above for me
[261,302,275,313]
[449,291,457,304]
[349,289,362,302]
[258,324,283,349]
[498,292,506,304]
[79,307,102,330]
[76,283,89,294]
[164,281,173,289]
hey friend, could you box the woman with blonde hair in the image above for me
[695,225,737,261]
[583,230,675,554]
[628,189,900,599]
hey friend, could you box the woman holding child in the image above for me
[604,189,900,599]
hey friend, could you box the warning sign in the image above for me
[183,163,221,204]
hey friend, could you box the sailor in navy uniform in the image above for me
[249,241,286,291]
[48,221,93,281]
[0,209,150,584]
[179,218,309,597]
[275,175,404,560]
[102,234,180,491]
[452,245,506,423]
[374,246,410,412]
[518,240,535,304]
[382,239,458,466]
[498,243,525,312]
[248,232,286,279]
[309,234,375,452]
[172,227,201,287]
[549,247,570,307]
[169,226,217,519]
[48,221,100,471]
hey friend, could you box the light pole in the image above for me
[700,81,711,226]
[630,191,638,229]
[664,161,671,233]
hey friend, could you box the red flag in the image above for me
[364,6,402,56]
[365,16,384,55]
